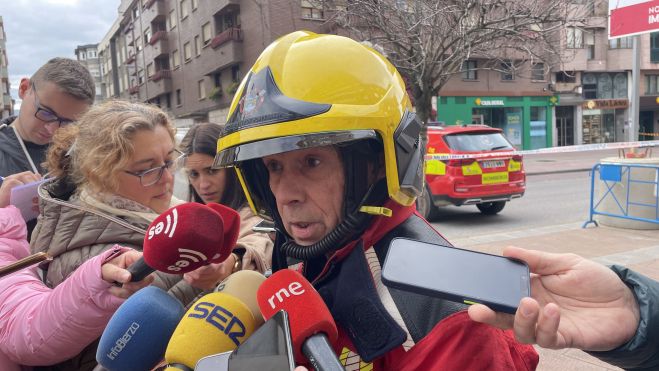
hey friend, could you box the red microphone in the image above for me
[257,269,343,371]
[128,202,239,281]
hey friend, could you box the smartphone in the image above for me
[252,219,277,233]
[226,310,295,371]
[381,238,530,314]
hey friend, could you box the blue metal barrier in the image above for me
[583,162,659,228]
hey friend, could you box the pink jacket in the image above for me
[0,206,129,370]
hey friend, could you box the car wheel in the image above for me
[476,201,506,215]
[416,187,438,221]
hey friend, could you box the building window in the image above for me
[461,60,477,80]
[135,35,143,51]
[556,71,576,83]
[651,32,659,63]
[301,0,324,19]
[183,42,192,61]
[531,63,545,81]
[138,69,145,84]
[566,27,583,48]
[646,75,659,94]
[194,35,201,56]
[232,65,240,82]
[132,6,140,19]
[585,31,595,60]
[147,63,154,77]
[169,10,177,29]
[582,73,597,99]
[500,61,514,81]
[202,22,212,46]
[180,0,189,20]
[610,36,633,49]
[191,0,198,10]
[144,27,151,46]
[172,49,180,68]
[198,79,206,99]
[176,89,182,106]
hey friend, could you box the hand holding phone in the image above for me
[381,238,530,314]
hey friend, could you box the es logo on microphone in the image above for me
[189,302,247,346]
[148,208,179,240]
[266,281,305,309]
[166,248,209,272]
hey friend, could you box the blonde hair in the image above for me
[46,100,176,194]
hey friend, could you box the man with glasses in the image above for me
[0,58,94,178]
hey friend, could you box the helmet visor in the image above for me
[213,130,378,169]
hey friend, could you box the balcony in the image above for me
[144,0,166,23]
[148,31,169,58]
[128,85,140,95]
[126,54,136,64]
[147,69,172,98]
[210,0,240,17]
[207,36,243,74]
[149,69,171,82]
[211,28,242,49]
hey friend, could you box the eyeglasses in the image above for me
[124,149,184,186]
[31,82,74,127]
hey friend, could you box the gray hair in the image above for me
[31,58,95,104]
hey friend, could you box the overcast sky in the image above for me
[2,0,121,110]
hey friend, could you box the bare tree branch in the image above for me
[314,0,592,123]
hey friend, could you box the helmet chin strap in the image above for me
[278,179,387,260]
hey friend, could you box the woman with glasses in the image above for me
[178,123,273,289]
[28,100,203,370]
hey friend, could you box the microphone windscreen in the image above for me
[205,202,240,262]
[164,292,256,369]
[215,270,267,326]
[96,286,185,371]
[257,269,338,362]
[142,202,237,275]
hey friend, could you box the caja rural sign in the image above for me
[609,0,659,38]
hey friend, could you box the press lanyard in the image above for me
[11,124,39,174]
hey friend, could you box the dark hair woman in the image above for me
[178,123,273,288]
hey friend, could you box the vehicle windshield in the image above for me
[444,132,514,152]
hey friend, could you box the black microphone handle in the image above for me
[301,333,344,371]
[126,256,155,282]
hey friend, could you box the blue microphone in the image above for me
[96,286,185,371]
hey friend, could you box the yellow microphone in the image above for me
[163,292,256,370]
[215,270,267,326]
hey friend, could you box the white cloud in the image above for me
[2,0,120,101]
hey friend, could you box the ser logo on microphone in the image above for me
[189,302,247,346]
[148,208,179,240]
[266,281,305,309]
[166,248,209,272]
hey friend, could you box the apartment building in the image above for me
[436,2,659,149]
[74,44,104,103]
[0,16,12,119]
[98,0,328,126]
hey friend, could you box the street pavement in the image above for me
[454,145,659,371]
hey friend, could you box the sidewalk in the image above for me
[523,146,659,176]
[454,217,659,371]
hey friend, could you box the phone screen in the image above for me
[381,238,529,314]
[227,310,295,371]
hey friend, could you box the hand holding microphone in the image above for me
[257,269,343,371]
[102,249,154,299]
[127,202,240,282]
